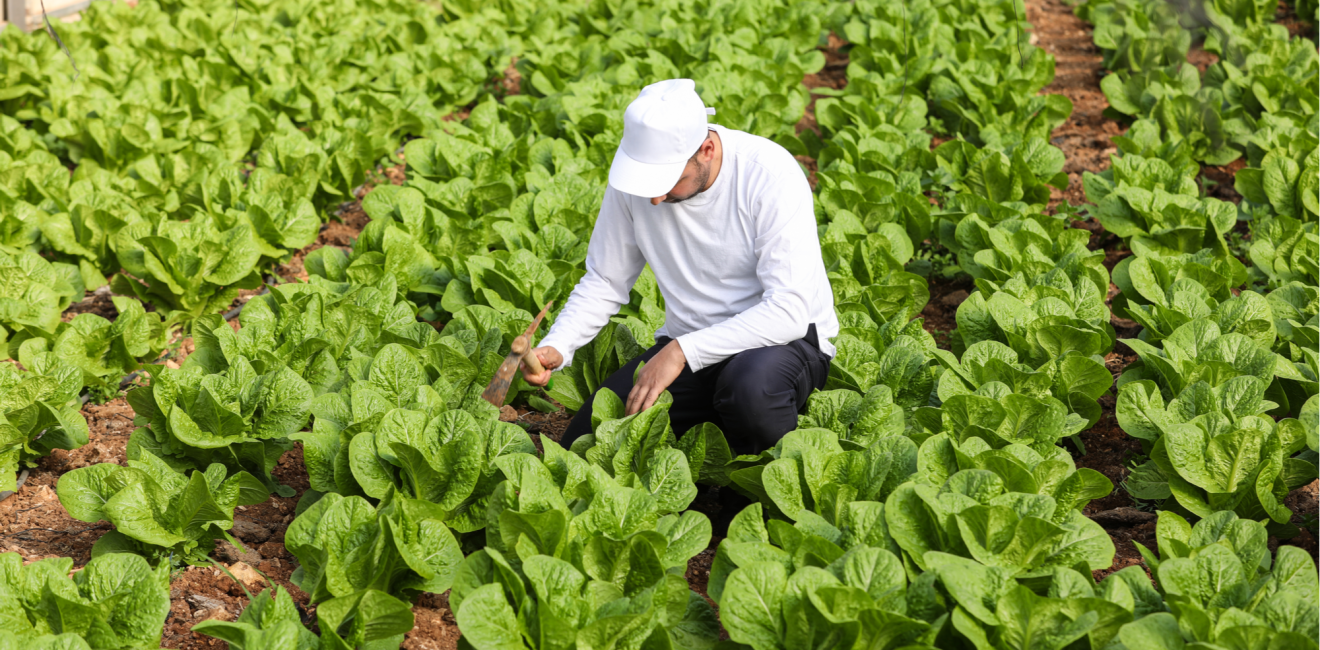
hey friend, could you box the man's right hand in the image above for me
[521,346,563,387]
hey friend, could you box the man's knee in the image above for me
[712,346,819,451]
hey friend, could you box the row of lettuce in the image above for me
[2,1,1317,650]
[1074,0,1319,536]
[0,0,552,396]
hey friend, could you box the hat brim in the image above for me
[608,146,688,198]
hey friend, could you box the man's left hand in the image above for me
[627,340,687,415]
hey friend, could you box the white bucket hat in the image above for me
[608,79,716,198]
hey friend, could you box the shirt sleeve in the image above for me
[674,162,823,371]
[539,187,646,368]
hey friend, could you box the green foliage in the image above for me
[286,491,464,604]
[56,450,268,563]
[1120,511,1319,648]
[291,337,540,527]
[0,552,170,649]
[711,503,1136,650]
[0,250,83,356]
[1116,372,1317,527]
[194,586,416,650]
[451,440,718,650]
[0,363,88,493]
[16,297,169,402]
[125,360,312,497]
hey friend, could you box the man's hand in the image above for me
[521,347,563,387]
[627,340,687,415]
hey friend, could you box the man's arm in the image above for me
[526,187,646,384]
[675,165,822,371]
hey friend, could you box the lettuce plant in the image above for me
[725,427,917,526]
[886,465,1115,576]
[1117,320,1307,412]
[916,434,1114,515]
[826,311,937,403]
[0,250,83,357]
[126,359,313,497]
[1117,375,1316,528]
[797,385,909,446]
[0,552,169,649]
[57,450,268,563]
[1117,511,1319,649]
[186,278,431,395]
[931,138,1070,213]
[912,383,1090,455]
[938,337,1112,429]
[567,393,707,512]
[16,298,169,402]
[285,490,464,604]
[1,362,88,493]
[109,215,273,322]
[451,445,718,650]
[1247,215,1319,289]
[193,586,416,650]
[1111,250,1252,345]
[710,503,1141,650]
[294,341,538,530]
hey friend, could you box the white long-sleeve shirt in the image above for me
[539,125,838,372]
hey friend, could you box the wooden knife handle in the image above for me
[522,348,546,375]
[512,335,546,374]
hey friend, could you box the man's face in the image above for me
[654,158,710,204]
[651,135,713,205]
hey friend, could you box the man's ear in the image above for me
[698,135,715,162]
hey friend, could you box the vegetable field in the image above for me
[0,0,1317,647]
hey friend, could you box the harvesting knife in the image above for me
[481,301,554,407]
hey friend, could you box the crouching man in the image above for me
[521,78,837,456]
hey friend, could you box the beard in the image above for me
[663,158,711,204]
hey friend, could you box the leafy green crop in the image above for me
[57,450,268,562]
[726,427,917,525]
[16,298,169,402]
[451,442,718,650]
[711,502,1137,650]
[194,585,416,650]
[1117,510,1319,649]
[1,363,88,493]
[1118,372,1317,529]
[126,359,312,497]
[108,215,278,321]
[286,490,464,604]
[0,250,83,357]
[0,551,169,649]
[826,310,937,400]
[293,338,541,528]
[1117,319,1305,411]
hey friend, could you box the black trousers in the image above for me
[561,324,831,455]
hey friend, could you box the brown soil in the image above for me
[62,286,119,322]
[514,405,573,444]
[406,593,461,650]
[1201,158,1245,203]
[1275,0,1316,38]
[274,173,383,282]
[501,57,522,97]
[1185,45,1219,74]
[1277,480,1319,562]
[920,275,974,349]
[1026,0,1125,212]
[1075,394,1143,515]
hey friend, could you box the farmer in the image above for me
[521,78,838,456]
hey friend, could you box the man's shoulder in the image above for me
[718,126,802,180]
